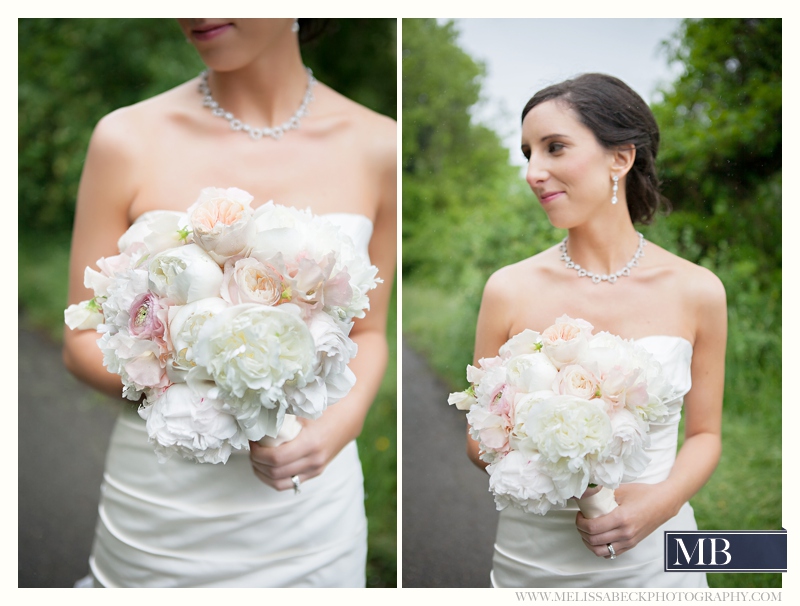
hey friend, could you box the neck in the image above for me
[204,42,309,128]
[564,220,641,276]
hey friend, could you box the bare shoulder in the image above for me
[650,243,726,311]
[316,83,396,166]
[90,79,197,156]
[483,245,560,305]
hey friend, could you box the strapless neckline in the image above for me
[634,334,693,350]
[131,208,374,226]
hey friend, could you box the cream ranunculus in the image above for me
[139,383,249,464]
[505,353,559,393]
[221,257,287,306]
[541,315,594,369]
[188,187,256,264]
[148,244,224,304]
[190,303,316,439]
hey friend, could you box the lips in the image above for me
[192,22,233,42]
[539,191,564,203]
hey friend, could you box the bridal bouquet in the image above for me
[65,187,380,464]
[448,315,673,516]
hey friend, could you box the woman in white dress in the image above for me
[63,18,396,588]
[468,73,725,587]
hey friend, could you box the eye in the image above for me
[548,142,565,154]
[521,147,531,161]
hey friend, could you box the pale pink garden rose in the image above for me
[554,364,600,400]
[221,257,287,306]
[188,187,256,264]
[541,315,594,369]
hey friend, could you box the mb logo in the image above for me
[664,530,786,573]
[672,537,731,566]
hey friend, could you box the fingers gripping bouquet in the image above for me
[448,316,674,517]
[65,187,380,464]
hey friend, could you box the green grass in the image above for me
[404,280,782,589]
[18,236,398,588]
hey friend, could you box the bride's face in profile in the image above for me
[177,19,295,72]
[521,100,616,230]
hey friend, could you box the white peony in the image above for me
[148,244,224,304]
[139,383,249,464]
[487,451,567,514]
[190,304,316,439]
[167,297,230,381]
[506,353,559,393]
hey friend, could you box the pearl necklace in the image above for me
[559,232,645,284]
[198,67,317,141]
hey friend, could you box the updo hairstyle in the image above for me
[521,73,669,224]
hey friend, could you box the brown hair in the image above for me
[522,73,669,224]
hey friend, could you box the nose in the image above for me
[525,155,548,190]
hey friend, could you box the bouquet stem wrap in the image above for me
[575,486,618,519]
[257,414,302,447]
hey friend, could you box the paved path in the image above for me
[401,344,498,588]
[18,321,119,588]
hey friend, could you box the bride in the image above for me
[62,18,396,588]
[468,73,725,587]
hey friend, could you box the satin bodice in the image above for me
[633,335,693,484]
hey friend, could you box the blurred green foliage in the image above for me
[18,17,397,588]
[403,18,781,589]
[19,18,396,237]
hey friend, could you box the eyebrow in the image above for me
[540,134,570,142]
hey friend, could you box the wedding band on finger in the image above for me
[607,543,617,559]
[291,475,301,495]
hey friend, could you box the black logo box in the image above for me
[664,530,786,572]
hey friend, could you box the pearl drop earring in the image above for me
[611,175,619,205]
[292,19,300,33]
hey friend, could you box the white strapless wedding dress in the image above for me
[491,336,709,588]
[83,213,374,588]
